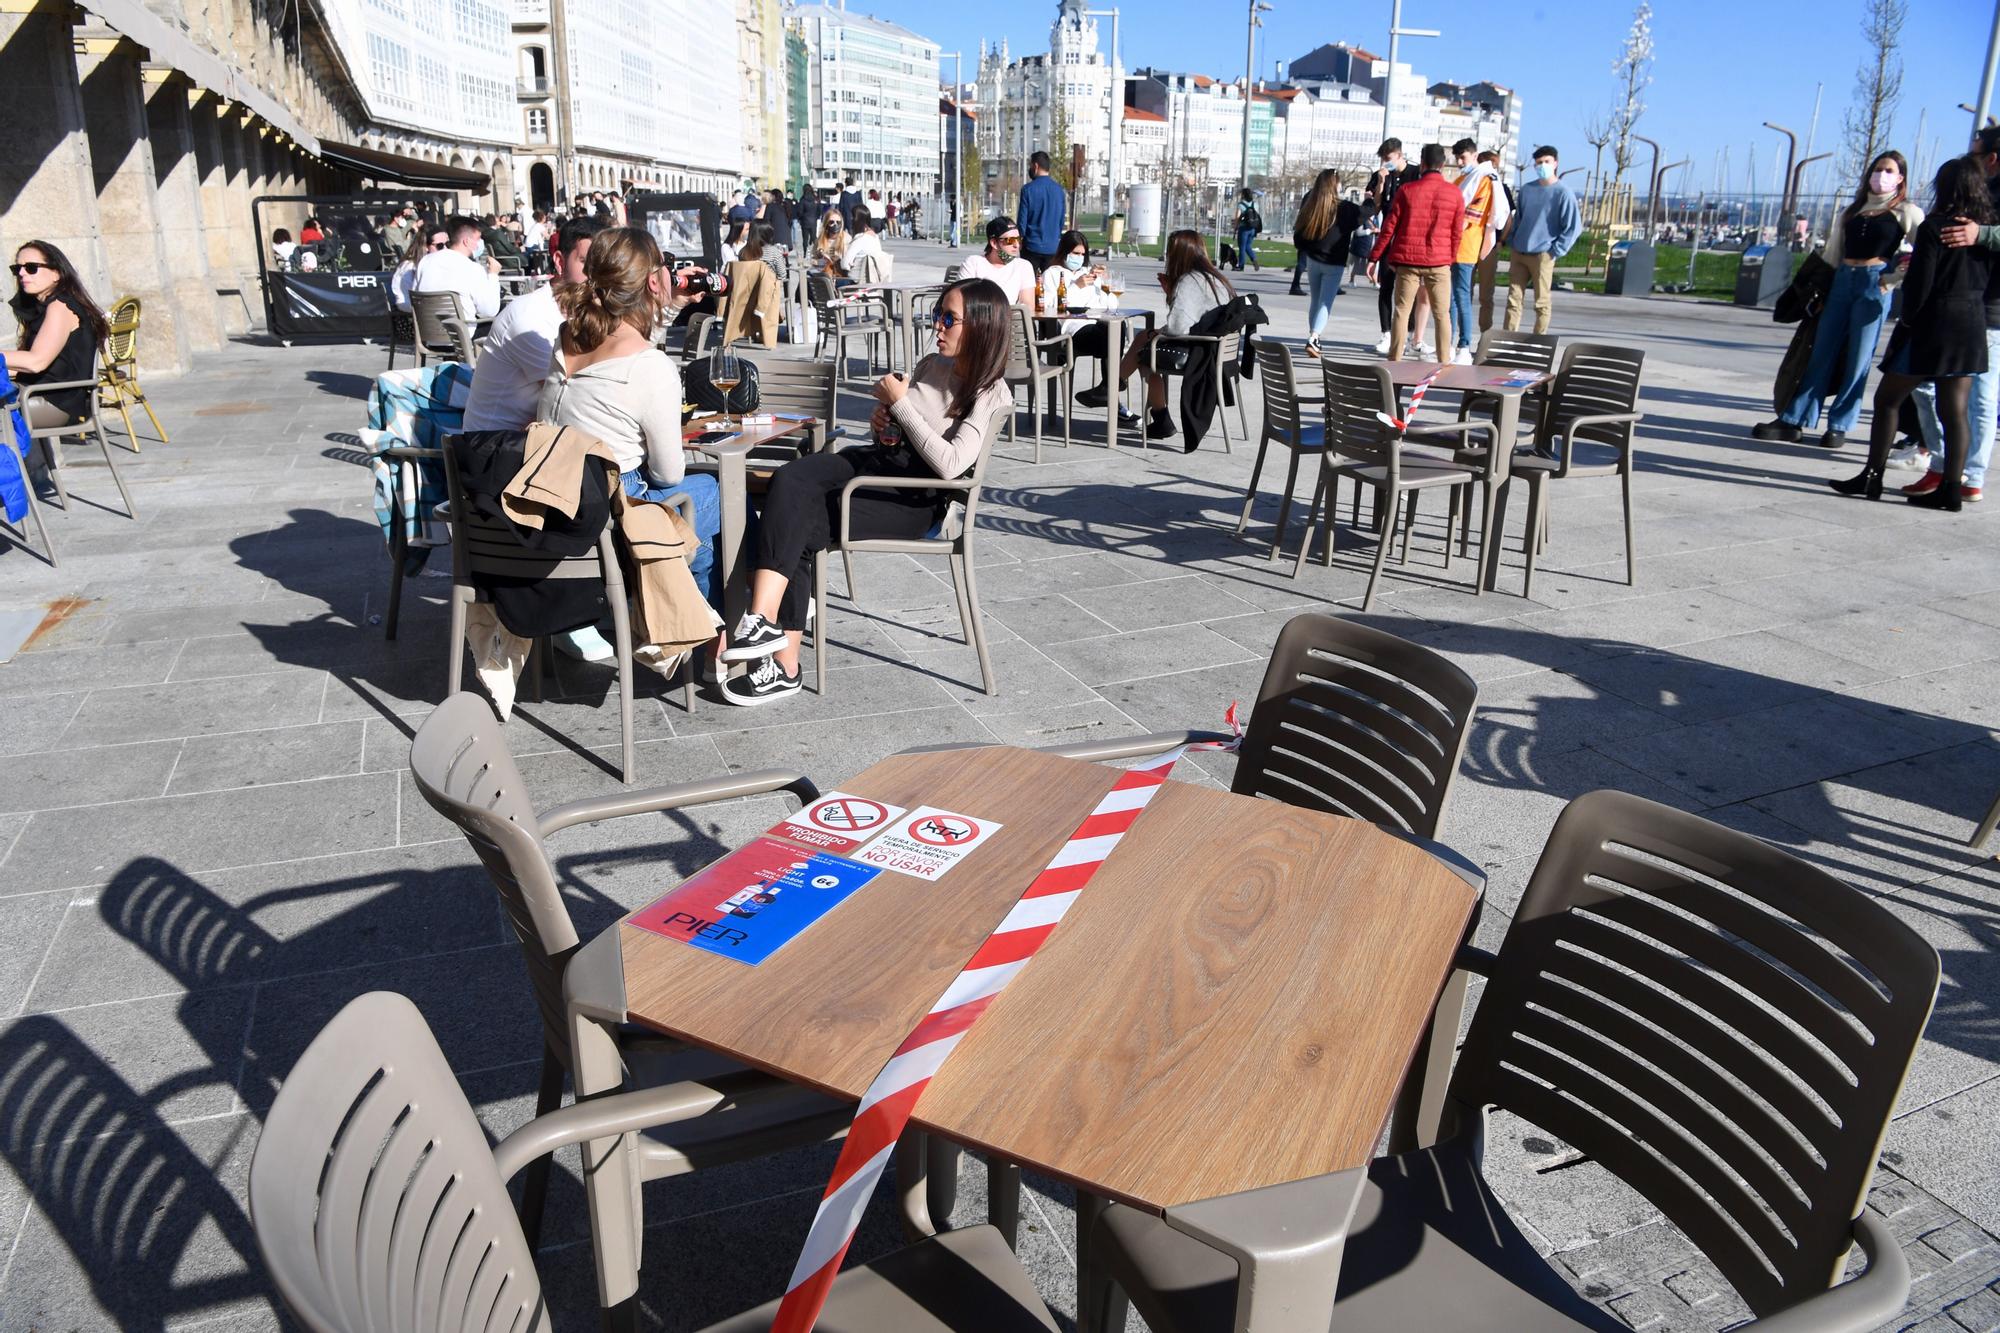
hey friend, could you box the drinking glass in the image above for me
[712,349,742,432]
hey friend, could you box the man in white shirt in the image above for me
[460,216,601,433]
[960,216,1036,306]
[413,215,502,320]
[842,205,891,281]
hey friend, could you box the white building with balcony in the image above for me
[789,3,942,197]
[971,0,1124,210]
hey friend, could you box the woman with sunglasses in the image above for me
[389,229,447,311]
[717,278,1014,706]
[6,241,109,438]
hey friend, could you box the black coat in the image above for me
[1177,295,1270,451]
[1885,218,1996,377]
[450,430,615,638]
[1295,199,1363,267]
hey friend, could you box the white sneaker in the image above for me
[721,654,802,707]
[721,611,787,663]
[1373,332,1392,355]
[553,624,615,663]
[1886,443,1931,472]
[1410,341,1431,359]
[1453,346,1474,365]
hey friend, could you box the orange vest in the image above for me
[1457,175,1494,266]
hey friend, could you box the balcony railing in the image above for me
[517,76,549,97]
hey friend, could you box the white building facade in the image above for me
[790,4,942,197]
[972,0,1124,210]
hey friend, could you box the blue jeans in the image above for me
[622,469,723,609]
[1780,263,1889,432]
[1449,262,1476,350]
[1236,226,1259,269]
[1304,257,1342,339]
[1914,326,1999,487]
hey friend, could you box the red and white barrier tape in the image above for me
[1375,365,1447,432]
[770,718,1240,1333]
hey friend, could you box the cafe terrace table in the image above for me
[561,743,1480,1323]
[1377,359,1550,593]
[1080,306,1155,448]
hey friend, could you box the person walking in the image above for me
[1234,190,1263,271]
[1017,151,1067,272]
[1501,145,1582,333]
[1369,143,1465,362]
[1828,155,1996,512]
[1920,122,2000,503]
[1365,139,1420,354]
[1450,139,1509,364]
[1751,151,1922,449]
[1293,169,1361,358]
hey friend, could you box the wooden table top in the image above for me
[1377,360,1550,394]
[617,745,1478,1212]
[683,413,817,454]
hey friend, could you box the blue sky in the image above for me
[883,0,1993,197]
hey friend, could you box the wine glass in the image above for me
[712,349,742,433]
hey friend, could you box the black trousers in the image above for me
[755,447,942,631]
[1377,262,1396,333]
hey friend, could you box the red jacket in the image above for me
[1370,171,1467,269]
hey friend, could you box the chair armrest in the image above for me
[1453,944,1499,977]
[1033,730,1234,763]
[838,472,970,547]
[1401,420,1497,446]
[380,445,444,461]
[1155,1167,1371,1333]
[1731,1215,1908,1333]
[491,1069,812,1183]
[15,378,98,400]
[537,769,819,836]
[1552,410,1643,468]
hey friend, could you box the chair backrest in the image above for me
[682,310,720,362]
[104,296,141,370]
[1319,359,1399,473]
[1231,613,1478,839]
[1471,329,1559,373]
[743,352,837,425]
[1537,342,1645,462]
[943,263,963,284]
[441,441,619,593]
[1450,790,1939,1318]
[409,690,580,1063]
[1005,305,1037,378]
[411,290,463,347]
[1248,340,1306,446]
[250,991,550,1333]
[806,271,838,314]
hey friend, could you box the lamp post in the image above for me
[1382,0,1440,141]
[1238,0,1270,203]
[1632,135,1661,239]
[1975,1,2000,132]
[941,51,963,247]
[1763,122,1800,220]
[1085,8,1121,222]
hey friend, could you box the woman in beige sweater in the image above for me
[716,277,1013,706]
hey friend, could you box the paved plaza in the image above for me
[1,238,1998,1331]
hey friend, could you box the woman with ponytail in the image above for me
[538,226,722,607]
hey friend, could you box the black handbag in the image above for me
[1153,340,1194,374]
[684,354,760,415]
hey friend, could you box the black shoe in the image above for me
[721,611,787,663]
[1828,466,1884,500]
[1146,409,1176,440]
[1075,383,1109,408]
[1817,430,1846,450]
[721,655,802,706]
[1907,478,1964,512]
[1117,407,1142,427]
[1288,286,1304,297]
[1751,419,1803,443]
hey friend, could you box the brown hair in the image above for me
[1296,169,1344,244]
[554,225,664,353]
[10,240,109,348]
[941,277,1010,421]
[1161,229,1231,304]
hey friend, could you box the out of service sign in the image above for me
[853,805,1002,881]
[777,791,908,854]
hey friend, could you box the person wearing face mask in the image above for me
[413,215,503,320]
[1500,146,1582,334]
[962,216,1038,306]
[1366,138,1421,354]
[1450,139,1509,364]
[1037,230,1129,419]
[1753,151,1923,450]
[1912,124,2000,502]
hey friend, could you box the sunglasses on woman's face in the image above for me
[931,311,960,330]
[9,262,48,276]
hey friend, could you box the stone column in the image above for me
[142,70,222,354]
[75,34,190,376]
[0,8,110,346]
[190,92,250,335]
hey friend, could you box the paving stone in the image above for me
[1886,1079,2000,1239]
[166,720,365,795]
[0,890,68,1017]
[56,668,329,748]
[0,692,83,756]
[0,738,183,811]
[1039,622,1259,685]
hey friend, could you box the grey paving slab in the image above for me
[165,719,366,795]
[1466,666,1684,760]
[0,639,176,697]
[982,590,1123,644]
[706,703,995,783]
[0,692,83,757]
[0,889,68,1017]
[0,738,183,812]
[1039,621,1260,686]
[1510,586,1795,657]
[1566,632,1882,726]
[56,668,329,748]
[1886,1077,2000,1245]
[1769,605,2000,678]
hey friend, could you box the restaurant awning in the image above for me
[316,141,492,193]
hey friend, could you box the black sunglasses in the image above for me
[9,262,49,276]
[931,310,960,329]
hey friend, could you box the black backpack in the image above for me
[1243,206,1263,233]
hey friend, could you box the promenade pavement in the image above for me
[0,234,1995,1331]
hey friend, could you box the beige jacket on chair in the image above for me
[721,260,782,348]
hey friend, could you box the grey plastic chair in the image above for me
[408,691,852,1249]
[1443,329,1563,557]
[810,399,1010,698]
[740,351,839,453]
[1238,340,1327,560]
[1972,788,2000,854]
[808,272,890,380]
[252,991,1058,1333]
[17,377,139,540]
[412,290,479,367]
[1509,342,1646,599]
[1003,304,1073,463]
[1292,360,1493,609]
[1144,309,1254,453]
[1082,788,1938,1333]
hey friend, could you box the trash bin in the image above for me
[1735,244,1791,308]
[1107,214,1126,245]
[1604,239,1655,296]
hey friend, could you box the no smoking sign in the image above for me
[777,791,908,854]
[855,805,1003,881]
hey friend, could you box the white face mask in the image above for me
[1868,170,1900,195]
[1064,253,1086,272]
[472,239,486,258]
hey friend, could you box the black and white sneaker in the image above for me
[721,611,786,663]
[721,655,801,707]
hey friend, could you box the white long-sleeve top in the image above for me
[885,353,1015,480]
[536,345,686,484]
[414,247,501,319]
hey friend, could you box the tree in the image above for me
[960,135,984,215]
[1049,93,1075,194]
[1579,107,1617,273]
[1608,3,1653,196]
[1842,0,1906,182]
